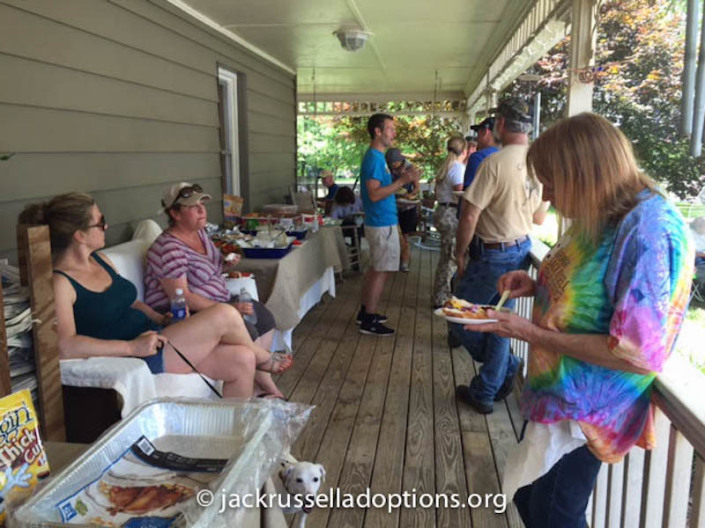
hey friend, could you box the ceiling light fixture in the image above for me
[334,28,371,52]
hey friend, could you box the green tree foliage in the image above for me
[297,115,368,179]
[297,113,463,183]
[505,0,705,198]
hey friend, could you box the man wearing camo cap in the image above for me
[451,97,549,414]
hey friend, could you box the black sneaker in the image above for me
[356,309,388,325]
[447,330,462,349]
[455,385,493,414]
[359,320,395,336]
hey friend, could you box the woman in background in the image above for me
[432,136,467,307]
[329,186,363,221]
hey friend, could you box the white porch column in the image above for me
[466,110,476,134]
[565,0,598,116]
[485,89,497,115]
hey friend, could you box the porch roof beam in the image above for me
[297,98,467,118]
[297,91,467,118]
[466,0,571,117]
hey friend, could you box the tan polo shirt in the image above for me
[463,143,543,244]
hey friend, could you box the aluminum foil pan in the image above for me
[12,398,312,527]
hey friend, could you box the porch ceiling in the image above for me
[168,0,536,100]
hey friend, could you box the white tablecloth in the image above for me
[238,227,347,331]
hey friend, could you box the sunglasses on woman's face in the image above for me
[170,184,203,208]
[86,215,108,231]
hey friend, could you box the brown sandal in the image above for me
[256,351,293,374]
[256,392,288,401]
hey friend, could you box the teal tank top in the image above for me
[54,253,157,341]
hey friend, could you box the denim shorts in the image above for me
[140,346,165,374]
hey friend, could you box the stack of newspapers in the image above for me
[1,262,38,403]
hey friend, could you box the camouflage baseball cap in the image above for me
[490,97,532,124]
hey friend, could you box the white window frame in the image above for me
[218,67,241,196]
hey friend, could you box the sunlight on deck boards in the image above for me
[276,247,523,528]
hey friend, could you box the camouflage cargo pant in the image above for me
[432,205,458,306]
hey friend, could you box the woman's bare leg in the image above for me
[256,329,274,351]
[252,330,283,397]
[162,305,287,369]
[254,372,284,398]
[163,342,256,398]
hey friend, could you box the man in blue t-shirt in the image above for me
[358,113,419,336]
[463,117,499,189]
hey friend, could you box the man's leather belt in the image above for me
[478,235,529,250]
[438,202,457,208]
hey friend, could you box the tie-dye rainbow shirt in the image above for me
[521,190,693,463]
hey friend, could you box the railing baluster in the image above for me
[640,409,670,528]
[594,464,609,527]
[692,454,704,528]
[662,426,694,527]
[607,459,625,528]
[621,448,645,528]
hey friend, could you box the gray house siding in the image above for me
[0,0,296,259]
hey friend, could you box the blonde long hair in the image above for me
[527,113,655,244]
[435,136,467,184]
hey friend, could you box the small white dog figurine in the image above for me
[274,453,325,528]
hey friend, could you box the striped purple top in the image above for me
[144,230,230,310]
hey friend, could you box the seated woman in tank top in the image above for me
[18,193,293,399]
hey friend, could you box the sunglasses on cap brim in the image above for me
[166,184,204,209]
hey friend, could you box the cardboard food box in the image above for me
[223,195,244,227]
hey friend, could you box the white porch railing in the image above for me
[512,239,705,528]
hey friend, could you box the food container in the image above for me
[286,230,308,240]
[300,213,321,227]
[13,399,311,528]
[241,216,281,231]
[241,229,307,240]
[260,204,298,216]
[241,244,292,259]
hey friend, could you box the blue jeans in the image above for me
[450,237,531,403]
[513,436,602,527]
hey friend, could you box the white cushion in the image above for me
[133,219,163,246]
[101,238,151,301]
[99,219,163,301]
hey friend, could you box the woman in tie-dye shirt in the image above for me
[470,113,693,527]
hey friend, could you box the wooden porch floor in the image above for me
[275,247,524,528]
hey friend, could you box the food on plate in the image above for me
[442,297,492,320]
[395,188,408,196]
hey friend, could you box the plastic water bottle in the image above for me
[239,288,258,325]
[170,288,187,321]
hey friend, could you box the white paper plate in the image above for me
[433,307,497,325]
[397,198,420,205]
